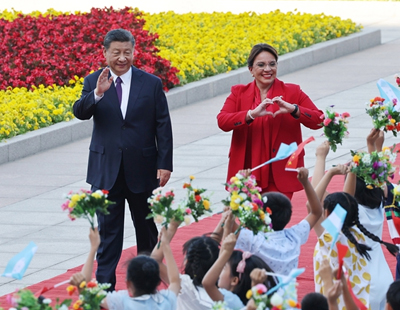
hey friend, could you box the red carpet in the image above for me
[0,175,397,306]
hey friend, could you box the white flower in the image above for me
[236,172,244,179]
[264,216,271,225]
[243,200,251,207]
[262,196,268,203]
[270,293,283,306]
[152,187,163,195]
[361,154,371,165]
[184,215,191,225]
[239,192,248,200]
[59,305,69,310]
[42,299,52,304]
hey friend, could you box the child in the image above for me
[70,227,180,310]
[386,280,400,310]
[202,231,277,308]
[301,293,329,310]
[220,167,322,275]
[151,220,220,310]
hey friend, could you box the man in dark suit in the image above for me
[73,29,173,290]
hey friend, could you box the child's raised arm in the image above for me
[82,227,100,281]
[297,167,322,229]
[160,227,181,296]
[150,219,180,284]
[202,233,238,302]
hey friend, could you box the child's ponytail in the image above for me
[355,219,399,257]
[341,225,372,260]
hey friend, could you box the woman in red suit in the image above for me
[217,43,323,199]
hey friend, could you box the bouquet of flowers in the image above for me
[5,289,71,310]
[320,106,350,152]
[351,146,398,189]
[147,187,184,228]
[147,176,212,228]
[67,280,110,310]
[181,175,212,222]
[366,96,400,136]
[246,282,301,310]
[61,189,113,229]
[222,172,273,235]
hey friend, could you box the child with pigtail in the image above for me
[311,139,398,310]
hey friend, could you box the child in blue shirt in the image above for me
[69,227,180,310]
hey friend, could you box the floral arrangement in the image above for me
[350,146,398,189]
[222,172,273,235]
[61,189,113,229]
[181,175,212,222]
[0,8,361,142]
[246,282,301,310]
[366,96,400,136]
[147,176,212,227]
[67,280,110,310]
[5,289,71,310]
[320,106,350,152]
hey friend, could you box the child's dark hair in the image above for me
[126,255,160,295]
[354,177,384,209]
[324,192,398,258]
[183,235,219,287]
[301,292,328,310]
[387,280,400,309]
[228,250,277,305]
[262,192,292,231]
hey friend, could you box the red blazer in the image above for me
[217,79,323,193]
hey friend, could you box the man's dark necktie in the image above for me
[116,77,122,105]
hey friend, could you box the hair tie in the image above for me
[236,251,252,279]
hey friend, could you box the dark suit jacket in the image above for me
[73,66,173,193]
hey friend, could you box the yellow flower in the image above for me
[71,194,80,202]
[189,175,195,180]
[366,184,373,189]
[79,281,86,288]
[390,119,396,124]
[353,154,360,163]
[91,192,102,199]
[246,289,252,299]
[230,201,239,211]
[203,200,210,210]
[259,210,265,220]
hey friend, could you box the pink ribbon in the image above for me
[236,251,252,279]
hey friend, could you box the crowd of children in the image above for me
[67,128,400,310]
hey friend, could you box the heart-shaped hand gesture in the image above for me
[271,96,296,117]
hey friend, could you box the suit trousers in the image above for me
[94,161,158,290]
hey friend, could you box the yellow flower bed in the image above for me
[0,8,362,141]
[143,10,361,83]
[0,78,81,140]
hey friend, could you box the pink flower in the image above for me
[323,118,332,126]
[185,208,192,214]
[342,112,350,118]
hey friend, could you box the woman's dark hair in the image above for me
[324,192,398,258]
[104,29,135,50]
[387,279,400,309]
[126,255,160,295]
[262,192,292,231]
[354,177,384,209]
[228,251,277,305]
[301,292,328,310]
[247,43,278,67]
[183,235,220,287]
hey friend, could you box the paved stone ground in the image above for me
[1,0,400,297]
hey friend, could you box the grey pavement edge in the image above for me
[1,3,400,298]
[0,28,380,165]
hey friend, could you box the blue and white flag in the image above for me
[321,203,347,246]
[251,142,298,172]
[266,267,305,295]
[377,79,400,111]
[2,242,37,280]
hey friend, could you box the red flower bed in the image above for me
[0,7,179,91]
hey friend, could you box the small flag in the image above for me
[251,142,298,172]
[377,79,400,112]
[321,203,347,246]
[346,272,368,310]
[266,268,305,295]
[1,242,37,280]
[34,279,70,297]
[336,243,349,279]
[285,136,315,171]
